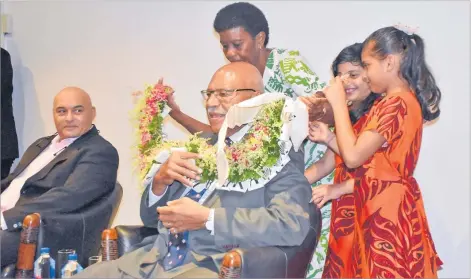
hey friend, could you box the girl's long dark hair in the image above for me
[332,43,379,124]
[363,27,441,121]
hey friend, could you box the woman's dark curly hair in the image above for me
[213,2,270,46]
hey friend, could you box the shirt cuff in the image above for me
[1,212,8,230]
[148,180,168,207]
[205,208,215,235]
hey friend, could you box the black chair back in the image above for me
[36,182,123,266]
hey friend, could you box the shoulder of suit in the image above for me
[81,130,118,156]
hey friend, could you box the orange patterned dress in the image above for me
[322,91,443,278]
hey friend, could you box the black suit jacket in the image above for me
[1,125,119,231]
[1,48,19,159]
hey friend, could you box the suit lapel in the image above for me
[10,136,54,178]
[26,147,78,184]
[22,126,99,185]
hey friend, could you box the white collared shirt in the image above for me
[148,125,251,233]
[1,134,79,230]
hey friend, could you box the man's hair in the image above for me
[213,2,270,46]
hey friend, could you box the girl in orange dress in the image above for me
[311,26,443,278]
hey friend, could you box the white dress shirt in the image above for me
[148,125,251,234]
[1,134,79,230]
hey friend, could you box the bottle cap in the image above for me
[68,254,78,261]
[40,247,50,254]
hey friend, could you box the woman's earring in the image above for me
[346,100,353,106]
[381,93,387,97]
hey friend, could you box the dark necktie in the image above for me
[224,137,233,146]
[162,188,207,271]
[162,137,231,270]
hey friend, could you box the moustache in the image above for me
[207,106,225,114]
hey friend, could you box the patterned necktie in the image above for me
[162,187,207,271]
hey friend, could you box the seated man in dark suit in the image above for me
[75,62,318,278]
[0,87,119,267]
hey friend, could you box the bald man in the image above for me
[0,87,119,267]
[75,62,316,278]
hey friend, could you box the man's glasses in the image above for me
[200,88,256,101]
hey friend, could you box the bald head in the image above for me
[209,62,264,92]
[205,62,263,133]
[53,87,96,140]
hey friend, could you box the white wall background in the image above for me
[1,1,469,277]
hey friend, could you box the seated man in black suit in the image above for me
[0,87,119,267]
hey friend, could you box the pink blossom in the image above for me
[141,132,151,145]
[231,151,240,161]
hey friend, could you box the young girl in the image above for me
[319,26,443,278]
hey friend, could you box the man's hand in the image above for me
[152,151,202,195]
[158,197,211,233]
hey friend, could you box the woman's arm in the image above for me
[304,148,336,184]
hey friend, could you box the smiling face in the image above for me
[205,62,263,133]
[53,87,96,140]
[337,62,371,104]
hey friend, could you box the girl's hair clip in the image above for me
[393,23,419,36]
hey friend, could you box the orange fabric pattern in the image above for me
[323,92,442,278]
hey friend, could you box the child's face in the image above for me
[337,62,371,104]
[361,41,389,94]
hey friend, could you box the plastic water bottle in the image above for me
[60,254,83,278]
[34,247,56,279]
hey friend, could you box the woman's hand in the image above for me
[157,77,181,112]
[308,121,335,144]
[311,183,344,208]
[323,76,347,108]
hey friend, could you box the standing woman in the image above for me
[320,26,443,278]
[165,2,333,277]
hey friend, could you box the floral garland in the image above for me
[131,82,173,180]
[132,81,285,184]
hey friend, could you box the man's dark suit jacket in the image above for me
[0,125,119,231]
[1,48,19,160]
